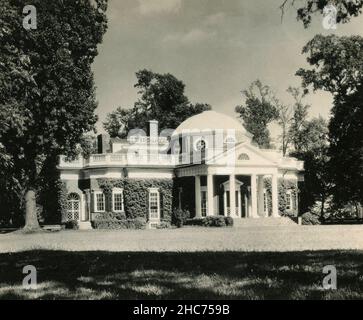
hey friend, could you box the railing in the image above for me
[59,153,178,168]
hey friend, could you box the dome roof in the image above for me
[173,110,249,136]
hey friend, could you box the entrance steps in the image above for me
[232,217,297,227]
[79,221,93,230]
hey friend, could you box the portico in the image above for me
[179,164,280,219]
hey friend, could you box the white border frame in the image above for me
[94,191,106,213]
[148,188,160,221]
[112,188,124,212]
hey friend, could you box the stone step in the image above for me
[78,221,93,230]
[232,217,297,227]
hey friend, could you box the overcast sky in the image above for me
[92,0,363,141]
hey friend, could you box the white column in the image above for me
[229,174,236,217]
[207,174,214,216]
[257,176,265,217]
[223,191,227,216]
[195,175,202,218]
[251,174,258,218]
[238,190,242,217]
[272,174,279,217]
[245,194,249,217]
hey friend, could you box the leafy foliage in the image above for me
[0,0,108,228]
[329,85,363,205]
[185,216,233,227]
[296,35,363,96]
[291,117,331,215]
[281,0,363,28]
[235,80,279,148]
[97,178,173,221]
[103,70,211,137]
[297,33,363,211]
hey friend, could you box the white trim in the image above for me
[148,188,160,221]
[112,188,124,212]
[94,191,105,212]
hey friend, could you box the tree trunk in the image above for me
[24,189,40,231]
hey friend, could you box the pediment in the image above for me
[209,143,278,167]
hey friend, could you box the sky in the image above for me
[92,0,363,141]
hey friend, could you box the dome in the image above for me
[173,110,250,136]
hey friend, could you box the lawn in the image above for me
[1,250,363,299]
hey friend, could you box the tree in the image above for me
[280,0,363,28]
[0,0,108,230]
[103,108,132,138]
[103,70,211,137]
[296,35,363,97]
[291,117,331,216]
[329,85,363,205]
[276,101,291,156]
[287,87,310,154]
[235,80,279,148]
[297,33,363,209]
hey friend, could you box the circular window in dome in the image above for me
[194,138,207,151]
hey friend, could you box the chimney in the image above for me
[148,120,158,142]
[97,133,110,154]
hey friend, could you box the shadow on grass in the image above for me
[0,250,362,299]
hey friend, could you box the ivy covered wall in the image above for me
[264,178,299,217]
[96,178,174,222]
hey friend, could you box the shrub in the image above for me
[156,221,172,229]
[92,217,147,230]
[64,220,79,230]
[185,216,232,227]
[172,208,190,228]
[301,212,321,225]
[224,216,234,227]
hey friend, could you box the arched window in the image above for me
[238,153,250,160]
[67,193,80,221]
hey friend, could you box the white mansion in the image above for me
[58,111,304,229]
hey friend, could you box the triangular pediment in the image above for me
[209,142,279,167]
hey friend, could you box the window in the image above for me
[67,193,80,221]
[286,191,292,210]
[112,188,124,212]
[238,153,250,160]
[148,188,160,220]
[194,138,207,151]
[95,191,105,212]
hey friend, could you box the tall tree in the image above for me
[0,0,108,230]
[280,0,363,28]
[103,70,211,137]
[287,87,310,154]
[329,85,363,205]
[276,100,291,156]
[235,80,279,148]
[292,117,330,215]
[297,34,363,208]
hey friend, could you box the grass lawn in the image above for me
[1,250,363,299]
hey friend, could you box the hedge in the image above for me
[92,217,147,229]
[185,216,234,227]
